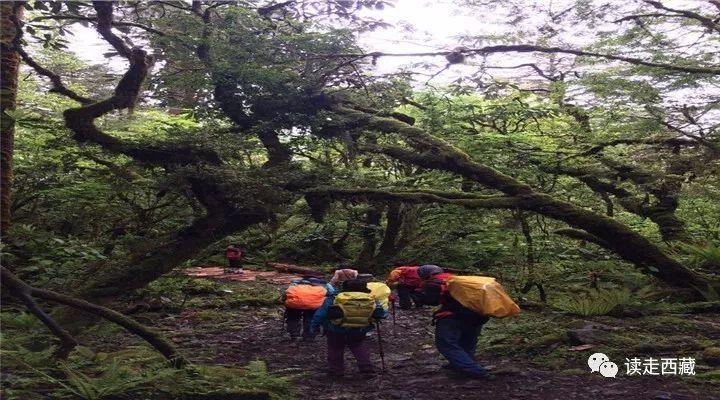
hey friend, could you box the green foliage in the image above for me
[1,321,293,400]
[552,288,632,316]
[57,359,164,400]
[682,243,720,271]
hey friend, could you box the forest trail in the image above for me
[160,268,717,400]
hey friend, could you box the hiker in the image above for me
[329,268,358,291]
[416,264,490,379]
[282,276,332,341]
[225,244,245,274]
[309,278,388,376]
[386,265,423,309]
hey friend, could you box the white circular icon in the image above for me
[588,353,609,372]
[599,361,619,378]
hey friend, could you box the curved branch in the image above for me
[306,187,521,209]
[332,106,716,295]
[17,46,94,104]
[326,44,720,75]
[93,1,132,59]
[553,228,612,248]
[1,267,186,367]
[573,137,696,158]
[642,0,720,34]
[31,15,167,36]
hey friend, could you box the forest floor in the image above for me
[121,267,720,400]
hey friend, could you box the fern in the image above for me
[60,360,156,400]
[682,243,720,270]
[553,288,631,316]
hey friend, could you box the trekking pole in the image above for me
[390,298,396,335]
[375,322,386,372]
[279,308,286,338]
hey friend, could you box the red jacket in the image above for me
[226,247,243,260]
[387,266,423,288]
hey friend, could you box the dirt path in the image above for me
[159,269,718,400]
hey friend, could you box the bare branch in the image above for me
[31,15,167,36]
[93,1,133,59]
[17,46,93,104]
[642,0,720,34]
[324,44,720,75]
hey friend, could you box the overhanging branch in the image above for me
[323,44,720,75]
[306,187,521,209]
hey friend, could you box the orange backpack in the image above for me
[285,284,328,310]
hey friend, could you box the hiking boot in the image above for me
[445,366,490,380]
[359,368,377,377]
[326,370,344,378]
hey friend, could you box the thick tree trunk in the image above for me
[80,207,270,298]
[0,2,23,238]
[375,202,403,262]
[355,205,383,271]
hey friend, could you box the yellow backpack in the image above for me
[330,292,376,328]
[367,282,391,310]
[445,276,521,318]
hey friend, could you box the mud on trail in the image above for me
[152,268,719,400]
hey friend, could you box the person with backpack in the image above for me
[225,244,245,274]
[309,278,388,377]
[329,268,358,290]
[386,265,423,309]
[282,276,332,341]
[416,264,490,379]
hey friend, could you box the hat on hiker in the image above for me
[417,264,443,279]
[330,269,358,286]
[341,278,371,293]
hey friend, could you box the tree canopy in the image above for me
[1,1,719,397]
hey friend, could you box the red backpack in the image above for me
[420,273,454,305]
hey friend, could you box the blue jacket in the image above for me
[309,292,388,335]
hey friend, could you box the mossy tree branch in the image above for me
[332,106,717,297]
[1,267,187,367]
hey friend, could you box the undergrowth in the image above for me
[0,311,295,400]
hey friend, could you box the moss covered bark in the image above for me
[334,106,717,297]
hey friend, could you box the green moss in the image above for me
[701,347,720,366]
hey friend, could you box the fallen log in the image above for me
[268,262,326,277]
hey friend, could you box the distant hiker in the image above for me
[310,278,388,376]
[282,276,332,341]
[329,268,358,290]
[225,244,244,274]
[386,265,423,309]
[416,264,490,379]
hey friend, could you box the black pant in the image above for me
[285,308,316,338]
[397,284,420,309]
[228,258,243,269]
